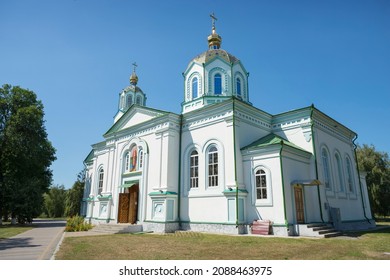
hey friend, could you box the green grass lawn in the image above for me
[0,223,34,239]
[55,226,390,260]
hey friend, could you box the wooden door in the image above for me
[128,184,139,224]
[118,184,139,224]
[118,193,130,223]
[294,186,305,224]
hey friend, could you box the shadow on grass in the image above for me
[339,225,390,238]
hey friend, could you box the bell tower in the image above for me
[114,63,147,123]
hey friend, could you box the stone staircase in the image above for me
[298,223,342,238]
[90,223,143,234]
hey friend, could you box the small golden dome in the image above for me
[129,62,138,85]
[208,27,222,49]
[130,71,138,85]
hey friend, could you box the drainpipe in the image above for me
[232,99,239,227]
[177,114,183,228]
[279,141,288,226]
[352,135,371,224]
[310,105,324,223]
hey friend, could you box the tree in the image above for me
[356,144,390,217]
[43,185,66,218]
[65,169,86,217]
[0,84,56,223]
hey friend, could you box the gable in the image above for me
[241,133,310,155]
[104,105,170,136]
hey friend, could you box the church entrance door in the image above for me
[294,186,305,224]
[118,184,139,224]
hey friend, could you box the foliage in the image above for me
[43,185,66,218]
[65,169,86,217]
[65,215,92,232]
[356,144,390,217]
[0,84,56,223]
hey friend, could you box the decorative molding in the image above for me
[272,117,311,131]
[237,111,272,129]
[183,110,233,131]
[186,72,202,101]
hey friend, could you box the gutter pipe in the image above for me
[279,141,288,226]
[310,105,325,223]
[352,135,371,224]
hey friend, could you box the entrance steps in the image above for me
[297,223,342,238]
[90,223,143,234]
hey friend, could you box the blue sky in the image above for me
[1,0,389,189]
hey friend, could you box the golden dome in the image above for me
[130,71,138,85]
[208,27,222,49]
[129,62,138,85]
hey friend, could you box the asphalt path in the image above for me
[0,219,66,260]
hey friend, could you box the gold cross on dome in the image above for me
[210,13,217,29]
[132,62,138,72]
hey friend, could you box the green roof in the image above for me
[241,133,309,153]
[83,149,95,164]
[148,191,178,196]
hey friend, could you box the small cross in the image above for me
[210,13,217,29]
[132,62,138,72]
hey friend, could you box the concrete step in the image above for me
[297,223,342,238]
[323,231,343,238]
[91,224,143,234]
[306,223,328,228]
[312,226,333,231]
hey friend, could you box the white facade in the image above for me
[82,22,375,236]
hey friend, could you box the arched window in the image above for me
[321,148,332,190]
[190,150,199,188]
[126,95,133,108]
[346,156,355,193]
[214,73,222,95]
[124,152,131,172]
[98,168,104,194]
[236,77,242,97]
[335,153,345,193]
[120,95,125,109]
[136,96,141,105]
[255,169,267,199]
[208,146,218,187]
[192,77,198,99]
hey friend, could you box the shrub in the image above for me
[65,215,93,232]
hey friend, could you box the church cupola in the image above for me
[208,13,222,49]
[114,63,147,123]
[182,14,250,114]
[130,69,139,85]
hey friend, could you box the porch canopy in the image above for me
[119,180,138,189]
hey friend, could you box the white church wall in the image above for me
[313,125,371,224]
[186,196,229,222]
[182,119,231,192]
[280,150,312,224]
[273,122,313,154]
[243,150,286,227]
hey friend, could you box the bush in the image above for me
[65,215,92,232]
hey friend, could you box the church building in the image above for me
[81,16,375,236]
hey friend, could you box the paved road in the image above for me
[0,219,66,260]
